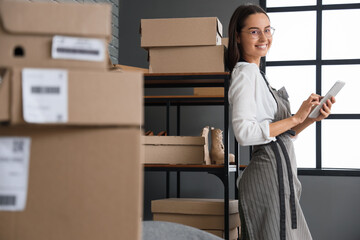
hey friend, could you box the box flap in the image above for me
[152,198,238,215]
[143,136,204,146]
[222,38,228,48]
[0,69,10,121]
[0,1,111,40]
[216,18,223,37]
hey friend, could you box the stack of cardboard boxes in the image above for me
[141,17,226,73]
[0,1,143,240]
[152,198,240,240]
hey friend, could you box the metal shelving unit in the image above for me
[143,72,238,240]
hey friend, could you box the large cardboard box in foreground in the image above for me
[0,126,143,240]
[143,136,205,164]
[0,1,111,70]
[141,17,223,48]
[0,68,143,126]
[152,198,240,230]
[149,45,225,73]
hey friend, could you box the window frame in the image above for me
[260,0,360,176]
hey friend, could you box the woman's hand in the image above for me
[313,96,336,121]
[293,93,321,124]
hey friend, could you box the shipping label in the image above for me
[52,35,105,62]
[0,137,31,211]
[22,68,68,123]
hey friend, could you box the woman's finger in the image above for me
[331,96,336,104]
[319,107,329,117]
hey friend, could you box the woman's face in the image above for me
[238,13,272,65]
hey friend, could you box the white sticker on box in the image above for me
[52,35,105,62]
[0,137,31,211]
[22,68,68,123]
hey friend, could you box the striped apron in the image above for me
[238,74,313,240]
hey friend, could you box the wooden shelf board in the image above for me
[145,95,224,99]
[144,164,247,169]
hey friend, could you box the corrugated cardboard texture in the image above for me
[153,213,240,230]
[111,64,149,73]
[222,38,228,48]
[3,68,143,126]
[0,69,10,121]
[0,1,111,70]
[141,17,222,48]
[149,45,225,73]
[0,126,143,240]
[144,137,205,164]
[0,1,111,39]
[151,198,238,215]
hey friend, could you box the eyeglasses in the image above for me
[242,27,275,39]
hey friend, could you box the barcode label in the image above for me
[0,137,31,211]
[31,86,60,94]
[13,139,24,153]
[56,47,100,56]
[52,35,105,62]
[0,195,16,206]
[22,68,68,123]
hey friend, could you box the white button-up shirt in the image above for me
[228,62,277,146]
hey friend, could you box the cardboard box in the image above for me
[149,45,225,73]
[143,136,205,164]
[193,87,224,97]
[111,64,149,73]
[153,213,240,230]
[0,1,111,70]
[152,198,240,230]
[0,69,10,121]
[206,228,239,240]
[0,126,143,240]
[0,68,143,126]
[151,198,239,215]
[141,17,223,48]
[222,37,229,48]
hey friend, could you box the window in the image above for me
[261,0,360,174]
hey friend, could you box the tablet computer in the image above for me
[308,80,345,119]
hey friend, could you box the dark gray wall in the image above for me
[118,1,360,240]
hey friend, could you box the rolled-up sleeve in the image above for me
[229,65,276,146]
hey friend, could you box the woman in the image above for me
[227,4,335,240]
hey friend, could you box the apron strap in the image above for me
[270,141,286,240]
[270,136,298,240]
[277,137,298,229]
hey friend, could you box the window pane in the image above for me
[322,9,360,59]
[323,0,360,4]
[322,120,360,169]
[322,65,360,113]
[267,0,316,7]
[266,66,316,114]
[267,12,316,61]
[294,124,316,168]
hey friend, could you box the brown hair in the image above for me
[226,4,269,72]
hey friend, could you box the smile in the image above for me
[255,44,267,49]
